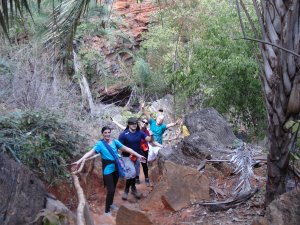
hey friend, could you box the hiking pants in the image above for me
[103,171,118,213]
[141,150,149,179]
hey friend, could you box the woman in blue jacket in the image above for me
[72,126,146,215]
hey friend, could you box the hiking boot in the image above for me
[110,204,119,211]
[122,192,128,200]
[145,178,150,187]
[131,189,141,199]
[104,212,112,217]
[135,177,140,184]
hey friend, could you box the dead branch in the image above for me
[233,37,300,58]
[192,187,259,212]
[72,154,100,175]
[72,174,95,225]
[210,186,227,199]
[72,174,86,225]
[289,165,300,180]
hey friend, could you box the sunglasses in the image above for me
[142,121,148,125]
[128,122,137,125]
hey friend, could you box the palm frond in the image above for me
[230,140,255,195]
[44,0,91,51]
[0,0,34,38]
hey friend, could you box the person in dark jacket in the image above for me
[119,117,152,200]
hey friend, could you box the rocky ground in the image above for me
[84,160,267,225]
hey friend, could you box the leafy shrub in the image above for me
[0,111,87,184]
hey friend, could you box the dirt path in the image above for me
[90,171,154,225]
[87,164,266,225]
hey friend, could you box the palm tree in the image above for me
[0,0,91,46]
[237,0,300,205]
[0,0,32,38]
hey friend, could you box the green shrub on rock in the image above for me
[0,111,87,185]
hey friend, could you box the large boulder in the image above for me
[0,153,46,225]
[142,160,210,212]
[183,108,236,160]
[116,205,153,225]
[157,108,236,169]
[158,145,202,169]
[252,188,300,225]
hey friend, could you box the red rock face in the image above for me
[113,0,157,42]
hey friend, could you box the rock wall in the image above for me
[252,188,300,225]
[0,153,46,225]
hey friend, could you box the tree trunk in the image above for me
[73,50,96,115]
[256,0,300,205]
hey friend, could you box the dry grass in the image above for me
[0,41,125,143]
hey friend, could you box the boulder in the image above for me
[36,196,76,225]
[158,145,200,167]
[0,153,46,225]
[116,205,153,225]
[183,108,236,160]
[251,188,300,225]
[156,108,236,170]
[142,161,210,212]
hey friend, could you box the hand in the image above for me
[71,161,80,173]
[149,130,153,136]
[139,155,147,163]
[175,118,182,125]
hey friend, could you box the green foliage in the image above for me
[284,119,300,165]
[132,57,151,90]
[78,48,102,79]
[0,58,11,75]
[138,0,265,134]
[0,111,86,184]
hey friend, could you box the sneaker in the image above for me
[122,192,128,200]
[110,204,119,211]
[135,177,140,184]
[131,189,141,199]
[145,178,150,187]
[104,212,112,217]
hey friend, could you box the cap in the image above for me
[127,117,138,123]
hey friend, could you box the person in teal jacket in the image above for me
[141,103,179,144]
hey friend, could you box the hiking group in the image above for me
[72,103,180,216]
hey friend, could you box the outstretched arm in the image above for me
[151,140,163,148]
[166,118,181,129]
[111,117,126,130]
[72,148,96,171]
[120,145,146,163]
[141,102,151,121]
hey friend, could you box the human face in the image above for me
[156,116,164,125]
[141,120,148,128]
[128,122,138,132]
[102,129,111,141]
